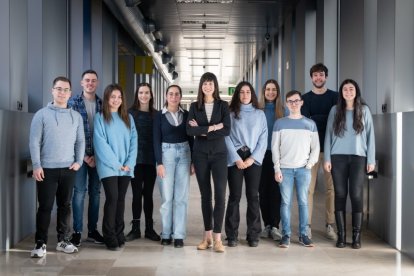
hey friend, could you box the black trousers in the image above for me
[225,164,262,241]
[35,168,76,244]
[130,164,157,223]
[331,155,366,213]
[259,150,281,228]
[102,176,131,246]
[193,150,228,233]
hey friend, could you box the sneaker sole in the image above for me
[30,252,45,258]
[56,247,79,254]
[86,237,104,244]
[278,244,289,248]
[299,242,314,247]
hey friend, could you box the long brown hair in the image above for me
[196,72,221,110]
[229,81,259,119]
[333,79,365,136]
[258,79,284,119]
[102,84,131,129]
[130,82,156,115]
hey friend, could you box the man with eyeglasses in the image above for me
[301,63,338,240]
[68,70,104,247]
[271,90,320,248]
[29,76,85,258]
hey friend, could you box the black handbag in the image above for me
[237,146,251,161]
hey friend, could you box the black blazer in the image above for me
[186,99,231,154]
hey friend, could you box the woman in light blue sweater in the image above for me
[224,81,268,247]
[324,79,375,249]
[94,84,138,251]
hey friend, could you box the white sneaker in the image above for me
[270,227,282,241]
[260,225,271,238]
[31,242,46,258]
[30,241,46,258]
[325,224,337,240]
[306,225,312,239]
[56,241,78,254]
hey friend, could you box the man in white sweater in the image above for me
[271,90,320,248]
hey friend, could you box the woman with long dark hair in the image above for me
[126,83,160,242]
[187,72,230,253]
[258,79,284,241]
[153,85,194,248]
[225,81,268,247]
[94,84,138,251]
[324,79,375,249]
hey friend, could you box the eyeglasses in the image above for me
[53,87,71,93]
[286,99,302,105]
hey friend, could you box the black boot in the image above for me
[335,211,346,248]
[352,212,363,249]
[145,219,161,241]
[125,219,141,242]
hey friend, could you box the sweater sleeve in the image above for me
[271,127,282,173]
[364,106,376,165]
[124,114,138,169]
[93,114,123,170]
[207,101,231,140]
[186,103,210,136]
[29,111,44,170]
[324,107,335,162]
[251,112,268,165]
[306,129,320,169]
[153,111,163,165]
[74,112,86,165]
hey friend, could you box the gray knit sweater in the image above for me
[29,103,85,170]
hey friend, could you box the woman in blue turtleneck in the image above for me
[224,81,268,247]
[258,79,285,241]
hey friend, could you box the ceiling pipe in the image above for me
[102,0,172,83]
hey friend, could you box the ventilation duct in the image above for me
[103,0,172,82]
[143,19,156,34]
[172,71,178,80]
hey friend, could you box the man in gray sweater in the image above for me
[29,76,85,258]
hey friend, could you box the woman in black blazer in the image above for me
[187,72,230,253]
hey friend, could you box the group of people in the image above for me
[29,63,375,258]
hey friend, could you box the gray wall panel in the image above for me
[0,110,35,250]
[0,0,11,110]
[370,114,397,247]
[394,0,414,112]
[401,112,414,258]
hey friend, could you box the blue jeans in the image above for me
[158,142,191,239]
[279,167,311,237]
[72,162,101,233]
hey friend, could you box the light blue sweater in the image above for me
[225,104,268,166]
[93,112,138,180]
[29,103,85,170]
[324,105,376,165]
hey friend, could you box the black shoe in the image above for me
[248,240,259,247]
[145,228,161,241]
[119,241,125,249]
[70,232,81,247]
[227,239,238,247]
[161,238,172,246]
[106,245,120,251]
[87,230,104,244]
[174,239,184,248]
[125,220,141,241]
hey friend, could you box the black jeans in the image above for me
[35,168,76,244]
[225,164,262,241]
[193,150,228,233]
[102,176,131,247]
[259,150,281,228]
[331,155,367,213]
[131,164,157,222]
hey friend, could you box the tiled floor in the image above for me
[2,175,414,275]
